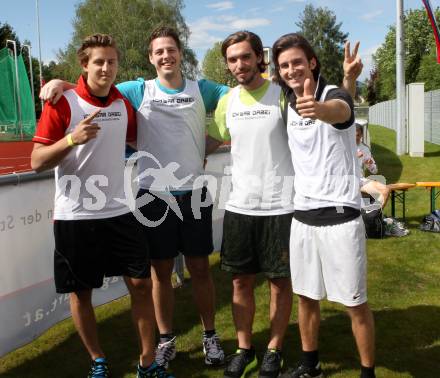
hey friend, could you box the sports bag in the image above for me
[419,210,440,233]
[361,203,384,238]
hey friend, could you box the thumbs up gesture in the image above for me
[296,78,321,119]
[70,109,102,145]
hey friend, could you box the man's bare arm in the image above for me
[40,79,75,104]
[31,109,101,172]
[297,79,351,124]
[342,41,363,98]
[205,135,223,156]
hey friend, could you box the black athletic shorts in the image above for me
[54,212,150,293]
[136,187,213,260]
[221,211,292,278]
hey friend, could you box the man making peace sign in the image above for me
[272,33,375,378]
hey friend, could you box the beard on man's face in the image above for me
[234,66,259,86]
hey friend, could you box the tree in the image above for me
[365,67,380,105]
[296,5,348,85]
[56,0,198,83]
[202,42,237,87]
[416,41,440,91]
[0,22,21,51]
[372,7,440,100]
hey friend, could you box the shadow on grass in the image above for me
[401,215,427,226]
[371,142,403,184]
[424,149,440,157]
[248,305,440,378]
[424,143,440,157]
[4,257,440,377]
[1,258,263,378]
[279,305,440,378]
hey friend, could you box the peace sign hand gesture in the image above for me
[343,41,363,81]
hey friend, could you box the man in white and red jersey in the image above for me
[272,34,375,378]
[31,34,173,378]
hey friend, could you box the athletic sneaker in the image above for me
[259,349,283,377]
[87,358,110,378]
[280,362,323,378]
[155,337,177,368]
[384,218,409,237]
[136,362,174,378]
[224,348,258,378]
[203,333,225,365]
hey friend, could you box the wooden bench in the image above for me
[416,182,440,212]
[386,183,416,220]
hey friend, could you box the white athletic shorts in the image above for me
[290,216,367,307]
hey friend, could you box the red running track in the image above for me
[0,141,33,175]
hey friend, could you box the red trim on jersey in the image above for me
[75,75,123,107]
[33,96,71,145]
[124,98,137,142]
[76,75,136,141]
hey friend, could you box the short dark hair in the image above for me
[221,30,267,73]
[77,34,120,65]
[272,33,321,83]
[148,26,182,53]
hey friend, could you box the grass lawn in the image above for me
[1,125,440,377]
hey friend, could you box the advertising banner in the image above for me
[0,177,128,357]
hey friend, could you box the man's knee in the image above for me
[71,290,92,305]
[151,259,175,281]
[126,277,152,297]
[269,277,292,294]
[298,295,320,310]
[232,274,255,294]
[346,302,373,321]
[185,256,210,280]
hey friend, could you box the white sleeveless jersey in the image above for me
[136,79,206,191]
[287,85,361,211]
[54,90,130,220]
[225,83,295,215]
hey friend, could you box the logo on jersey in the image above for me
[231,109,271,120]
[82,111,122,121]
[152,97,195,107]
[288,118,316,128]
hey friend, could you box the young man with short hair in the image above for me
[117,26,228,369]
[272,33,375,378]
[31,34,172,378]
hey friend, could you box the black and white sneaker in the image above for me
[155,337,176,369]
[259,349,283,377]
[280,362,323,378]
[224,348,258,378]
[203,333,225,366]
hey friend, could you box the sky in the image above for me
[1,0,439,81]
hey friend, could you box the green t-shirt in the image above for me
[208,80,286,141]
